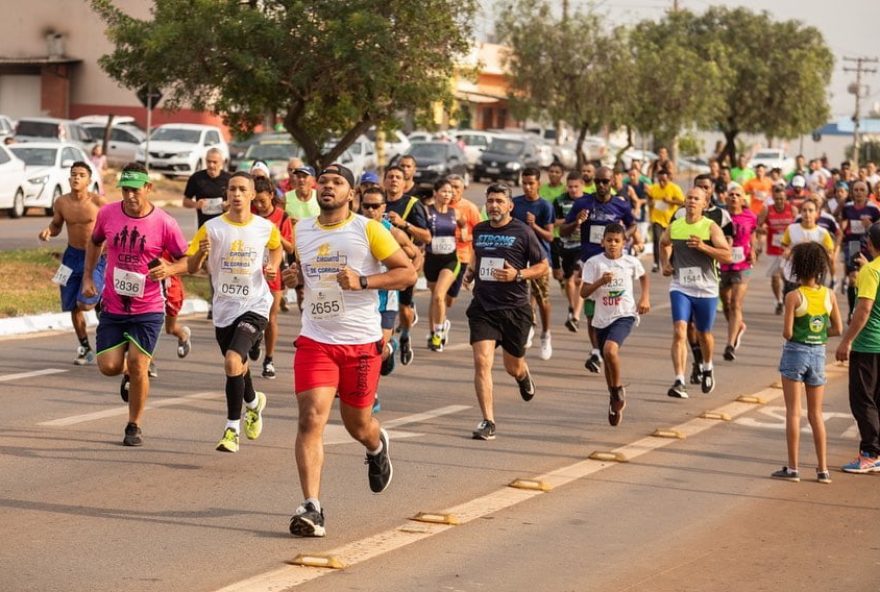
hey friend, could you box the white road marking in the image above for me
[735,405,858,436]
[215,376,848,592]
[0,368,67,383]
[323,405,471,446]
[39,391,222,427]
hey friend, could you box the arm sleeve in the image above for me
[280,216,294,242]
[183,175,197,199]
[526,226,546,265]
[407,200,429,229]
[366,219,401,261]
[856,265,880,302]
[186,225,207,256]
[822,231,834,252]
[581,259,597,284]
[564,201,582,224]
[781,227,791,246]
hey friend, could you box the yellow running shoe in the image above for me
[244,392,267,440]
[216,428,239,453]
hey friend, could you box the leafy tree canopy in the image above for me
[91,0,477,167]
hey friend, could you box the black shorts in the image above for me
[550,239,563,271]
[596,316,636,351]
[448,263,469,299]
[467,299,532,358]
[399,285,414,307]
[424,253,460,283]
[559,247,580,279]
[215,311,268,363]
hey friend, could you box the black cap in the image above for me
[318,164,355,189]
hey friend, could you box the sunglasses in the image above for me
[595,178,612,185]
[361,203,384,210]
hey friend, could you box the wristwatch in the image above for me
[359,275,369,290]
[515,270,524,283]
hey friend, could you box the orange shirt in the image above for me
[450,196,482,264]
[743,177,773,214]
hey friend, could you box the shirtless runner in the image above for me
[38,160,108,365]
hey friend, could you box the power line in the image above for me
[843,56,879,167]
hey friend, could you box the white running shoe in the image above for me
[539,334,552,360]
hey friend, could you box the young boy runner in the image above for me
[187,172,283,453]
[252,175,295,379]
[580,224,650,426]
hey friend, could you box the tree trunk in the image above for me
[721,129,738,166]
[575,121,590,169]
[102,113,114,157]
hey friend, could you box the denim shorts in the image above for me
[778,340,827,386]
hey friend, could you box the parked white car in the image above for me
[9,142,99,215]
[0,114,15,139]
[346,135,377,172]
[454,130,497,168]
[15,117,96,153]
[366,128,410,164]
[748,148,795,175]
[135,124,229,177]
[0,144,31,218]
[82,123,147,167]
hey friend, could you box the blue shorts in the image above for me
[60,247,105,312]
[380,310,397,331]
[95,312,165,357]
[779,340,827,386]
[670,290,717,333]
[596,316,636,351]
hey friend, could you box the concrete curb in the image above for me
[0,298,210,338]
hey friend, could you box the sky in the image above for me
[478,0,880,119]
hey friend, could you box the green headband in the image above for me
[118,170,150,189]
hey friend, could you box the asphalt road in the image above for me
[1,253,878,592]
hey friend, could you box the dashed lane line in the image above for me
[212,364,846,592]
[0,368,67,383]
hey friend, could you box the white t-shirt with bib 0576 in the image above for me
[187,214,281,327]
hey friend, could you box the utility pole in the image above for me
[844,56,878,169]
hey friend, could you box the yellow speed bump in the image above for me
[700,411,731,421]
[290,554,345,569]
[652,428,685,439]
[770,381,783,389]
[736,395,766,405]
[410,512,459,525]
[589,451,628,463]
[508,478,552,492]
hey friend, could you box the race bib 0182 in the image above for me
[478,257,505,281]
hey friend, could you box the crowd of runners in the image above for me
[37,148,880,537]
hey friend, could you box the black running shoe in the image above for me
[289,501,326,537]
[723,345,736,361]
[701,369,716,394]
[565,313,579,333]
[584,353,602,373]
[365,428,393,493]
[120,374,130,403]
[472,419,496,440]
[689,362,701,385]
[667,380,688,399]
[399,334,413,366]
[517,372,536,401]
[774,302,783,315]
[123,422,142,447]
[608,387,626,427]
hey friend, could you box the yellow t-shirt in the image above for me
[647,182,685,227]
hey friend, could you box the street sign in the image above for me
[136,86,163,110]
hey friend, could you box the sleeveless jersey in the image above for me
[791,285,832,345]
[427,206,458,256]
[669,216,718,297]
[765,203,795,256]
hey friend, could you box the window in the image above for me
[206,131,221,146]
[111,128,137,143]
[61,147,79,165]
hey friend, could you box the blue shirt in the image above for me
[512,195,554,257]
[565,194,635,261]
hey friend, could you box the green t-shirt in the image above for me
[284,189,319,220]
[853,258,880,352]
[539,183,565,202]
[731,167,755,184]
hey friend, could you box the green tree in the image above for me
[91,0,476,167]
[496,0,630,167]
[685,7,833,163]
